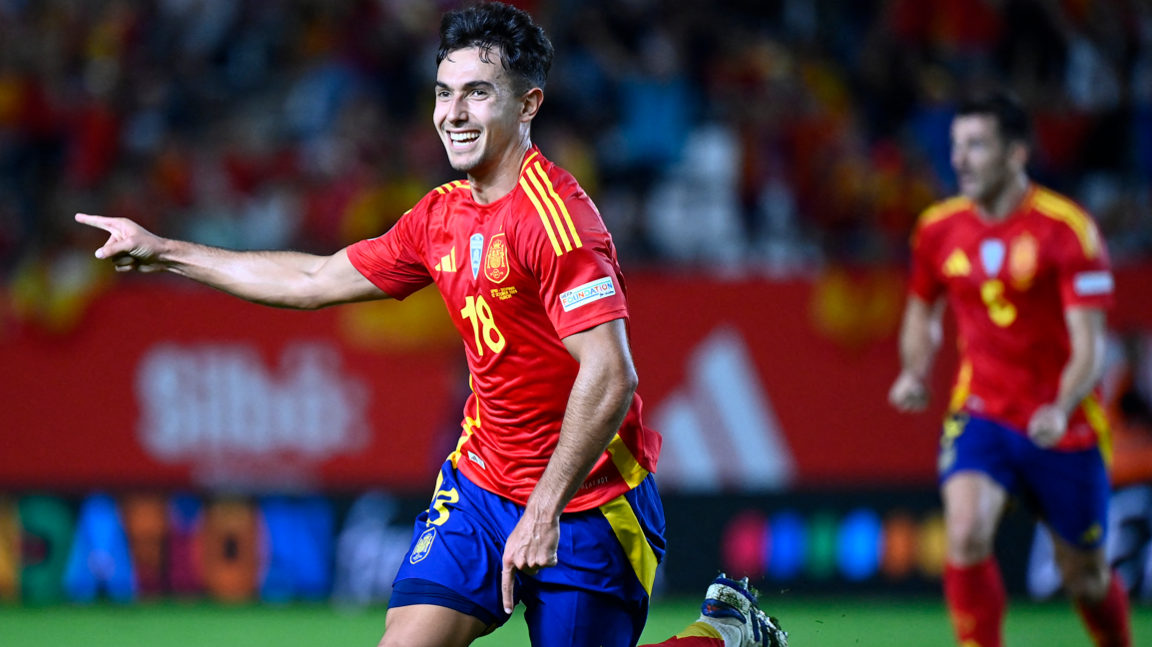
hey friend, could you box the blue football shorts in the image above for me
[389,460,666,647]
[937,412,1110,549]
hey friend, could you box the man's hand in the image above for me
[1028,404,1068,448]
[75,213,167,272]
[889,370,930,412]
[500,509,559,615]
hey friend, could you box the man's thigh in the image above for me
[389,463,518,629]
[379,604,489,647]
[523,581,648,647]
[521,475,665,647]
[938,413,1018,492]
[1020,443,1110,550]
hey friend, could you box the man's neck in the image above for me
[468,136,532,205]
[974,172,1030,222]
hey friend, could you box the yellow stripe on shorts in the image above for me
[599,494,658,596]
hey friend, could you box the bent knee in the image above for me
[946,518,997,565]
[1064,564,1110,602]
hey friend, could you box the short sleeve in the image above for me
[908,222,945,303]
[346,204,433,301]
[516,188,628,339]
[1054,218,1114,310]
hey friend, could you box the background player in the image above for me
[888,92,1130,647]
[76,3,784,646]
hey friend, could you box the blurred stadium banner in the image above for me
[2,269,1152,492]
[0,489,1089,602]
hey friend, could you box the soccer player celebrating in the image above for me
[77,3,784,647]
[889,92,1130,647]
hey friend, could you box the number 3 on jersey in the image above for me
[461,295,506,355]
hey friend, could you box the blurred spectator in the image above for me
[1,0,1150,306]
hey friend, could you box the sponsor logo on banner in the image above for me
[135,342,369,488]
[650,326,795,492]
[1009,233,1038,286]
[470,234,484,280]
[559,277,616,312]
[468,451,486,469]
[410,527,437,564]
[484,233,510,284]
[979,239,1005,277]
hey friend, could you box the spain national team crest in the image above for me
[1009,232,1038,286]
[410,527,437,564]
[484,233,510,284]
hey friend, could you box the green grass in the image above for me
[0,597,1149,646]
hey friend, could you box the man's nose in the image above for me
[447,96,467,122]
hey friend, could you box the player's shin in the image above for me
[943,557,1006,647]
[1074,571,1132,647]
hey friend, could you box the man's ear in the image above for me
[1008,140,1030,171]
[520,87,543,123]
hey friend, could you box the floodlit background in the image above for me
[1,0,1151,644]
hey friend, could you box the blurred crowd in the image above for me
[1,0,1151,300]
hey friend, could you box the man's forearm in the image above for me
[161,239,333,309]
[899,297,943,378]
[526,362,636,521]
[1053,308,1106,416]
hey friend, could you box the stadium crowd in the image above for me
[0,0,1150,302]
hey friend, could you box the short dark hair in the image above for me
[956,91,1031,146]
[437,2,554,95]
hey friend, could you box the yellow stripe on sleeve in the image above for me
[526,166,573,252]
[599,495,658,596]
[520,150,539,174]
[606,434,649,489]
[534,162,583,249]
[1033,189,1100,259]
[520,177,563,256]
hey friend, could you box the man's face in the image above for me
[434,46,525,175]
[950,114,1019,203]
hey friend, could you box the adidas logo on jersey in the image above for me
[434,248,458,272]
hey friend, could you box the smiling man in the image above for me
[889,92,1130,647]
[74,3,786,647]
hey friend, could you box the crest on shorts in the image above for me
[410,527,437,564]
[484,233,510,284]
[1008,232,1038,287]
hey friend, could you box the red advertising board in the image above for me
[2,266,1150,491]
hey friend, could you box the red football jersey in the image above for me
[909,184,1114,451]
[347,146,661,511]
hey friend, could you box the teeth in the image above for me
[449,132,479,143]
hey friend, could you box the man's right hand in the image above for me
[76,214,168,273]
[889,370,930,412]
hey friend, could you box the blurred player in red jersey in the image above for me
[889,92,1130,647]
[76,3,783,647]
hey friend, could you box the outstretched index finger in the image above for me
[75,213,123,234]
[501,560,515,615]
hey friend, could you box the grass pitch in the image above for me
[1,597,1148,646]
